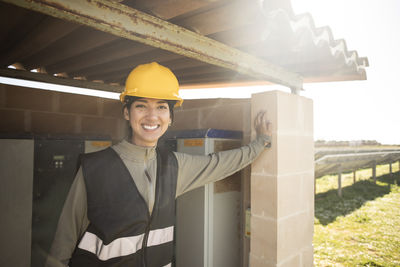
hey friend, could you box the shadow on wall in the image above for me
[315,172,400,225]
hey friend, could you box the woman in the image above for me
[46,62,271,267]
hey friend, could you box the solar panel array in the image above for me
[315,149,400,178]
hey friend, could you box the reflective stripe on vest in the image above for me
[78,226,174,261]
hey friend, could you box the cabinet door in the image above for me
[32,139,83,267]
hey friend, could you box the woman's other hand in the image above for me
[254,110,271,137]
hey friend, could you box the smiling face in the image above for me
[124,98,171,147]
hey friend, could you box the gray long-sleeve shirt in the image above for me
[46,136,269,266]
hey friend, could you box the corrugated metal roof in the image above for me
[0,0,368,92]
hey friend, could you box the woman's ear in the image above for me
[123,107,130,121]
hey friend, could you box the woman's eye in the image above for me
[135,104,146,108]
[158,105,168,110]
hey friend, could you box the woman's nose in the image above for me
[146,107,158,118]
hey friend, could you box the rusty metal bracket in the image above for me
[2,0,303,91]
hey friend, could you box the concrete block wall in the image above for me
[0,84,126,142]
[0,84,253,144]
[250,91,314,267]
[171,98,251,134]
[1,85,315,266]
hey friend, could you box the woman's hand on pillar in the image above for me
[254,110,271,137]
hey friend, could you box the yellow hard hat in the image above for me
[120,62,183,107]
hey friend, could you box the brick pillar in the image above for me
[250,91,314,267]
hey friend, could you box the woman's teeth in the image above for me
[143,125,158,130]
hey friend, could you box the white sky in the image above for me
[1,0,399,144]
[291,0,400,145]
[183,0,400,145]
[183,1,400,145]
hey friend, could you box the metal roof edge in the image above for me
[268,9,368,75]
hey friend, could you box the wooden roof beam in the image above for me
[3,0,303,91]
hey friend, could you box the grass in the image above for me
[314,163,400,266]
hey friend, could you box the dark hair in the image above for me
[123,96,176,139]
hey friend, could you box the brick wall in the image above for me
[1,85,316,266]
[170,98,251,135]
[0,84,253,144]
[0,84,126,142]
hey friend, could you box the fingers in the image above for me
[254,111,262,132]
[261,111,266,129]
[254,110,271,136]
[255,110,266,125]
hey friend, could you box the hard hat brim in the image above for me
[120,92,183,107]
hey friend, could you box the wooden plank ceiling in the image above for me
[0,0,368,92]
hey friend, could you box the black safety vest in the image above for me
[69,147,178,267]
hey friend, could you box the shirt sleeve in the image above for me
[174,135,270,197]
[45,167,90,267]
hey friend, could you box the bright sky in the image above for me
[183,0,400,145]
[290,0,400,145]
[1,0,399,144]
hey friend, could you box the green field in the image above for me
[314,162,400,266]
